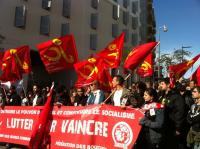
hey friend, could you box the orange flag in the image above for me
[190,66,200,86]
[169,54,200,80]
[96,32,124,68]
[137,53,153,77]
[29,83,54,149]
[0,46,31,82]
[74,57,101,87]
[124,42,158,71]
[37,35,78,74]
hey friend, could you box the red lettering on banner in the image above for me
[0,105,143,149]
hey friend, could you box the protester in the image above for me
[135,88,165,149]
[109,75,137,107]
[76,87,87,106]
[187,86,200,149]
[6,85,21,106]
[30,85,43,106]
[86,80,105,105]
[158,78,186,149]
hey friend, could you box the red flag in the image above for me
[0,52,4,69]
[190,66,200,86]
[74,57,101,87]
[124,42,158,71]
[96,32,124,68]
[169,54,200,80]
[0,46,31,82]
[137,53,153,77]
[29,83,54,149]
[37,35,78,74]
[97,69,113,91]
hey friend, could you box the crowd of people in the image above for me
[0,75,200,149]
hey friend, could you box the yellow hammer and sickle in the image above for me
[88,58,96,63]
[108,52,119,59]
[79,65,98,79]
[141,61,151,71]
[9,49,29,70]
[108,44,117,51]
[43,46,61,62]
[44,38,74,63]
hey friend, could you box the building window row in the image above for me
[41,0,71,19]
[40,16,70,36]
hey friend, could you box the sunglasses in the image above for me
[192,90,198,93]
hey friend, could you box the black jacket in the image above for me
[159,90,185,132]
[187,103,200,132]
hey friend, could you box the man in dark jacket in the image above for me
[158,78,186,149]
[7,85,21,106]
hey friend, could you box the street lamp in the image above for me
[157,25,168,79]
[181,45,192,63]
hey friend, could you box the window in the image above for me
[63,0,71,18]
[91,13,98,29]
[123,11,129,25]
[132,17,138,29]
[40,15,50,35]
[91,0,99,9]
[14,5,26,28]
[123,0,129,8]
[132,1,138,14]
[112,5,119,20]
[112,24,118,38]
[42,0,52,10]
[90,34,97,50]
[61,23,70,36]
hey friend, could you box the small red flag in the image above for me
[37,35,78,74]
[74,57,100,87]
[169,54,200,80]
[124,42,158,71]
[0,46,31,82]
[96,32,124,68]
[137,53,153,77]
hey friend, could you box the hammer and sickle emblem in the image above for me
[44,38,74,63]
[141,61,151,71]
[108,52,119,59]
[108,44,117,51]
[88,58,96,63]
[9,49,29,70]
[79,65,98,79]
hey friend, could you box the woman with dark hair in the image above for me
[135,88,165,149]
[187,86,200,149]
